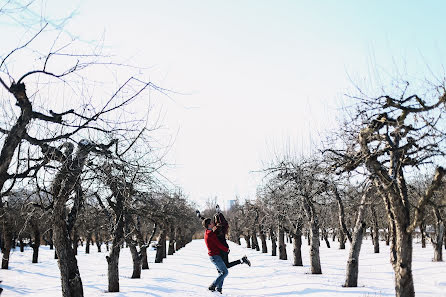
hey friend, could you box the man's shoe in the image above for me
[208,285,216,292]
[216,287,222,294]
[242,255,251,266]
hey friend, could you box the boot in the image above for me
[242,255,251,266]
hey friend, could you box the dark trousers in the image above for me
[220,250,241,268]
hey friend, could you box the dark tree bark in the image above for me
[303,198,322,274]
[124,213,142,279]
[259,227,267,253]
[334,186,352,247]
[252,229,259,251]
[168,225,175,256]
[107,242,122,293]
[30,219,41,263]
[432,208,444,262]
[43,229,54,250]
[270,229,277,257]
[107,213,124,292]
[291,219,303,266]
[370,204,380,253]
[444,231,446,250]
[95,233,101,252]
[244,233,251,248]
[278,225,287,260]
[1,222,12,269]
[344,191,368,287]
[155,228,166,263]
[141,222,157,269]
[420,223,426,248]
[338,228,346,249]
[128,241,142,279]
[85,233,92,254]
[49,140,104,297]
[72,230,79,256]
[322,229,330,248]
[19,236,25,252]
[0,83,33,266]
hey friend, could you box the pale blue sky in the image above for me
[6,0,446,208]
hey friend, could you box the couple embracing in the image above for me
[198,205,251,294]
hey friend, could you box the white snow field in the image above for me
[1,238,446,296]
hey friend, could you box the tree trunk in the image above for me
[162,231,167,259]
[292,222,303,266]
[107,244,121,292]
[444,231,446,250]
[378,182,414,297]
[72,230,79,256]
[19,237,25,252]
[344,191,368,287]
[31,220,40,263]
[432,208,444,262]
[260,229,267,253]
[155,229,166,263]
[278,225,287,260]
[48,229,54,250]
[140,245,149,269]
[322,229,330,248]
[1,223,12,269]
[308,221,322,274]
[420,223,426,248]
[107,215,124,292]
[85,234,91,254]
[53,215,84,297]
[141,222,157,269]
[292,234,303,266]
[339,228,346,249]
[370,204,380,253]
[392,229,414,297]
[95,233,101,252]
[335,186,352,244]
[244,234,251,248]
[303,198,322,274]
[168,226,175,256]
[252,229,259,251]
[270,229,277,256]
[127,240,142,278]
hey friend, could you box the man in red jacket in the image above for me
[203,217,250,294]
[203,218,228,294]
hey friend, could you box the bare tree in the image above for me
[326,80,446,297]
[344,183,370,287]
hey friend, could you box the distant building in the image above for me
[227,200,236,210]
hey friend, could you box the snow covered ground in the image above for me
[1,238,446,296]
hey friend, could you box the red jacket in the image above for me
[204,229,229,256]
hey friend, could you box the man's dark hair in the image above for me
[202,218,211,229]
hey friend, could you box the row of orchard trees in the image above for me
[0,2,201,296]
[226,80,446,297]
[2,185,200,293]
